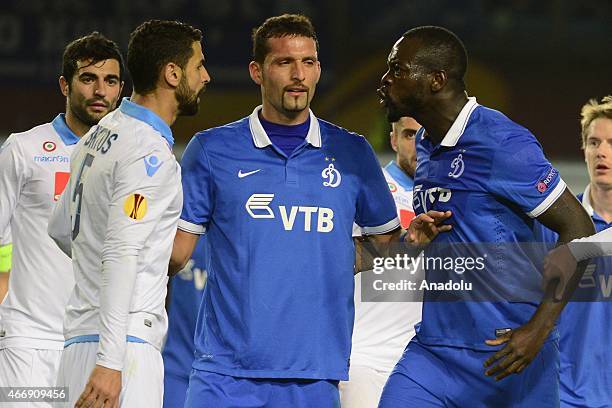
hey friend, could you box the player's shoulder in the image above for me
[90,110,174,162]
[192,117,250,144]
[317,118,370,149]
[470,105,538,146]
[6,121,56,150]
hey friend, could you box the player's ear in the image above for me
[59,76,70,97]
[164,62,181,88]
[249,61,263,85]
[430,70,447,93]
[390,131,399,153]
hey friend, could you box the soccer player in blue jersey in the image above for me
[169,14,449,408]
[162,237,207,408]
[377,26,596,407]
[537,95,612,408]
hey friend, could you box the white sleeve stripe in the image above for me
[361,217,401,235]
[178,219,206,234]
[527,179,567,218]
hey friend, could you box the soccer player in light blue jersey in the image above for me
[169,14,449,408]
[162,237,207,408]
[537,95,612,408]
[377,26,596,407]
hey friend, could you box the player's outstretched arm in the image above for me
[541,226,612,302]
[169,229,199,276]
[484,187,595,381]
[355,211,452,273]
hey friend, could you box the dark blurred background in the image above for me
[1,0,610,174]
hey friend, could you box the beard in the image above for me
[281,91,309,113]
[176,76,203,116]
[69,97,109,127]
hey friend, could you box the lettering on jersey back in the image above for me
[84,126,118,154]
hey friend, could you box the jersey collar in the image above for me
[248,105,321,149]
[51,114,80,146]
[118,98,174,147]
[384,160,414,190]
[439,97,479,147]
[581,184,594,217]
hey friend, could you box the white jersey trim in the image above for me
[178,219,206,235]
[527,179,566,218]
[361,217,400,235]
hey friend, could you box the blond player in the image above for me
[0,33,123,398]
[48,20,210,407]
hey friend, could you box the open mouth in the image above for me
[596,163,610,171]
[377,88,388,105]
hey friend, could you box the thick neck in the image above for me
[590,183,612,223]
[63,108,89,137]
[260,101,310,126]
[130,90,178,127]
[416,91,469,145]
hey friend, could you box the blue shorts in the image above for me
[379,339,559,408]
[184,369,340,408]
[163,372,189,408]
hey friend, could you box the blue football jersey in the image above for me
[179,107,399,380]
[413,98,566,350]
[162,236,207,379]
[535,187,612,408]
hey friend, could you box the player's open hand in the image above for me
[542,244,577,301]
[483,320,550,381]
[75,365,121,408]
[406,210,452,247]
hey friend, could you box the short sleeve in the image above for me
[355,139,400,234]
[489,131,566,218]
[178,135,214,235]
[102,147,181,261]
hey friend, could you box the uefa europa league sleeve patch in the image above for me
[123,193,148,220]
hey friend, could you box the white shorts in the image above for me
[0,347,63,407]
[56,341,163,408]
[339,364,391,408]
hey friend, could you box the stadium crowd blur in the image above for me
[0,0,609,186]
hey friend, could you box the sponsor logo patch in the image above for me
[43,141,57,152]
[123,193,148,220]
[54,172,70,201]
[144,155,162,177]
[537,168,557,193]
[388,182,398,193]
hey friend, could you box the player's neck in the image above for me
[589,183,612,223]
[63,111,89,137]
[420,92,469,145]
[130,91,177,127]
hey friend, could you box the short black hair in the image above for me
[252,14,318,63]
[127,20,202,95]
[403,26,468,88]
[62,32,124,84]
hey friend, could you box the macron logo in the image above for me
[238,169,261,178]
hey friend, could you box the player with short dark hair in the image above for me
[0,31,124,394]
[377,25,595,407]
[170,14,448,408]
[49,19,210,407]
